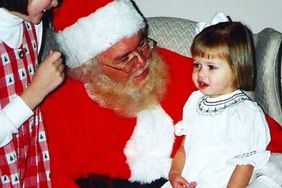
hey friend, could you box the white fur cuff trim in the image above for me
[124,105,175,183]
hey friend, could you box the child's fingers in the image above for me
[47,50,53,56]
[53,58,64,71]
[58,62,65,73]
[186,181,197,188]
[46,50,62,62]
[176,177,190,188]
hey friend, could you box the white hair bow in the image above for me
[195,12,229,34]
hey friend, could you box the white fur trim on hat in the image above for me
[56,0,145,68]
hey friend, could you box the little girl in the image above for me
[0,0,64,187]
[164,21,281,188]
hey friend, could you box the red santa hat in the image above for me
[52,0,146,68]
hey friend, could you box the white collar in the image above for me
[197,90,250,116]
[0,8,24,48]
[0,8,43,51]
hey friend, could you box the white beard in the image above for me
[84,52,168,116]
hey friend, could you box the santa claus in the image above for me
[41,0,282,188]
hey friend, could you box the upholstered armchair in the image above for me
[147,17,282,126]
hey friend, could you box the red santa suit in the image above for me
[41,48,195,187]
[41,48,282,188]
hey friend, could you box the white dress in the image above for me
[166,90,271,188]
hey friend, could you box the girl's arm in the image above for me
[169,137,186,178]
[0,51,64,147]
[227,164,254,188]
[169,137,196,188]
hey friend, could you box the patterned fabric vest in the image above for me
[0,22,50,187]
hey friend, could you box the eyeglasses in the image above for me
[101,38,157,73]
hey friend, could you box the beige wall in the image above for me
[135,0,282,34]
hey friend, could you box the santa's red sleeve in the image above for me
[266,114,282,152]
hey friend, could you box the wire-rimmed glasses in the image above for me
[101,37,157,73]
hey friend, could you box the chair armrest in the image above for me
[253,28,282,125]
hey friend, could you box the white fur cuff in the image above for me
[124,105,175,183]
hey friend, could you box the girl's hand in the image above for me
[33,50,65,95]
[169,173,197,188]
[21,50,65,109]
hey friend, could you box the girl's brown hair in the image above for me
[0,0,29,15]
[191,21,255,91]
